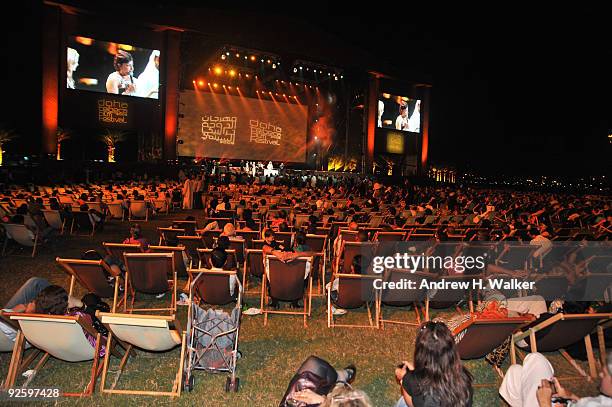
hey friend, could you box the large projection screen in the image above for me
[178,91,308,162]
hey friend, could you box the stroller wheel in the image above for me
[183,372,194,392]
[233,377,240,392]
[224,377,231,392]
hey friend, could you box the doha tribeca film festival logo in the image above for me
[98,99,129,124]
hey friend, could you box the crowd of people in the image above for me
[0,169,610,405]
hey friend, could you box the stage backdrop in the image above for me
[178,90,308,162]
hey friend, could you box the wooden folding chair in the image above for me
[1,224,41,258]
[56,257,122,312]
[377,270,432,328]
[172,220,198,236]
[102,242,142,263]
[149,246,188,279]
[70,211,96,236]
[454,316,534,385]
[98,312,186,397]
[128,201,149,221]
[42,209,66,234]
[4,313,110,396]
[121,253,177,314]
[177,236,205,267]
[327,274,379,328]
[196,248,237,270]
[189,268,242,308]
[261,256,313,327]
[511,313,612,380]
[157,227,186,246]
[243,249,264,295]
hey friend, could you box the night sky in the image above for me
[1,2,610,176]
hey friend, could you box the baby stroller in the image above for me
[183,268,242,392]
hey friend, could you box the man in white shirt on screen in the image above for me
[395,104,409,130]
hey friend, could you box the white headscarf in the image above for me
[408,100,421,132]
[137,50,160,98]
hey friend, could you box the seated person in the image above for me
[395,321,473,407]
[206,248,241,297]
[104,224,149,275]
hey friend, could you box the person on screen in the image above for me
[137,50,160,99]
[395,103,409,130]
[67,47,79,89]
[378,100,384,127]
[106,50,138,96]
[408,100,421,132]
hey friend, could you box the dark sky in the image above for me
[1,2,610,176]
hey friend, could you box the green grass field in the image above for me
[0,211,600,406]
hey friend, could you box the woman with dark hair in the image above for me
[106,50,138,95]
[395,321,473,407]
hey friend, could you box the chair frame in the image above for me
[511,313,612,380]
[4,313,113,397]
[98,312,186,397]
[327,274,379,329]
[261,255,313,327]
[120,253,177,314]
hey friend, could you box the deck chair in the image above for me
[496,244,537,272]
[56,257,123,311]
[511,313,612,379]
[200,229,222,249]
[327,274,379,328]
[261,256,313,327]
[173,220,198,236]
[158,227,185,246]
[102,242,142,263]
[1,223,41,257]
[42,209,65,234]
[70,211,96,236]
[453,316,534,384]
[236,230,260,249]
[177,236,205,267]
[373,231,406,242]
[377,270,432,328]
[274,232,294,249]
[305,234,328,293]
[243,249,264,294]
[5,313,107,396]
[121,253,177,313]
[149,246,188,279]
[204,218,233,230]
[189,268,242,308]
[251,239,265,250]
[128,201,149,221]
[98,312,186,397]
[336,241,377,275]
[153,198,169,215]
[106,203,124,220]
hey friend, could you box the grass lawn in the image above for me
[0,211,601,406]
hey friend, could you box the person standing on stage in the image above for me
[106,50,138,96]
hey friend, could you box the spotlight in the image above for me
[340,75,344,79]
[250,55,256,61]
[228,86,232,89]
[267,59,271,64]
[229,69,236,77]
[293,68,297,73]
[272,63,276,69]
[282,94,286,97]
[213,83,218,88]
[245,74,250,78]
[221,54,226,60]
[300,66,303,70]
[235,53,240,58]
[244,55,247,59]
[197,80,205,86]
[261,59,264,62]
[306,67,309,71]
[223,84,226,87]
[226,52,230,55]
[214,66,222,75]
[328,72,331,76]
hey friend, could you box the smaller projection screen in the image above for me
[67,36,160,99]
[378,93,421,133]
[178,90,308,162]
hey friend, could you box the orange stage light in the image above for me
[197,80,205,86]
[213,83,219,88]
[229,70,236,77]
[75,36,93,46]
[250,55,256,61]
[214,66,223,75]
